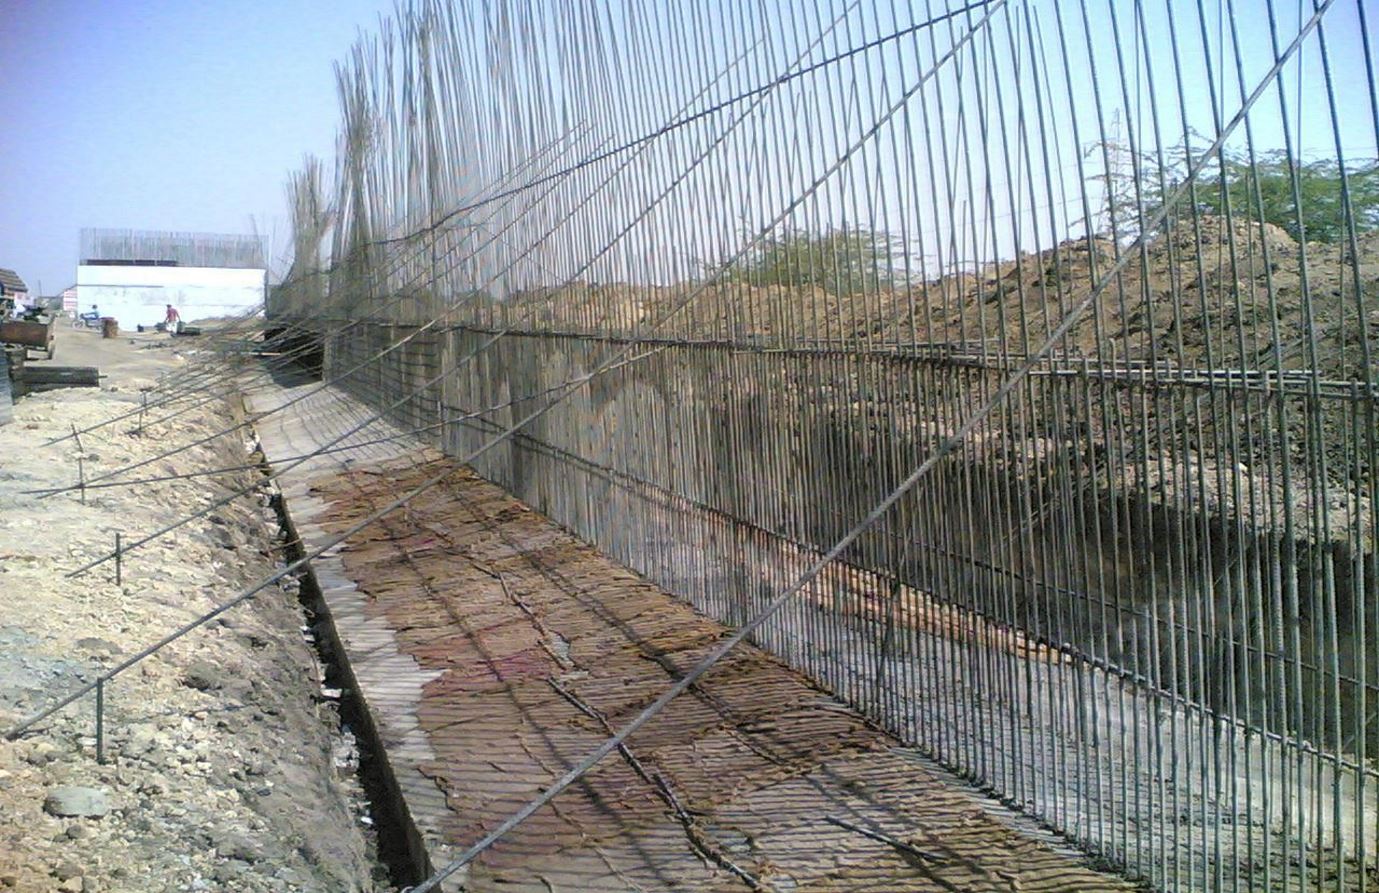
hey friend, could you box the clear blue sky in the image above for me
[2,1,1374,294]
[0,0,393,293]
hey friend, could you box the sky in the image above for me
[0,0,394,293]
[2,0,1374,296]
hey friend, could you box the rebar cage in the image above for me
[266,1,1379,889]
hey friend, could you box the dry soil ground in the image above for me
[0,326,384,892]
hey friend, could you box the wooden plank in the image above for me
[21,381,101,394]
[0,348,11,426]
[14,366,100,386]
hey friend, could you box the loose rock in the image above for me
[74,637,123,656]
[44,786,110,819]
[215,832,264,863]
[181,660,225,691]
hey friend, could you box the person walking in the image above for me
[164,304,182,335]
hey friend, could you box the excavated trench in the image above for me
[248,342,424,887]
[263,481,425,889]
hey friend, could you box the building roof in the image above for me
[0,268,27,295]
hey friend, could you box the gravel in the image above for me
[0,334,386,892]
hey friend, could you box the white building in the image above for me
[75,229,266,329]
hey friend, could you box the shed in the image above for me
[0,268,28,302]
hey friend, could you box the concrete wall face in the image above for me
[319,322,1378,758]
[307,318,1379,878]
[76,265,265,328]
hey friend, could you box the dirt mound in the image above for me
[491,215,1376,501]
[494,217,1375,385]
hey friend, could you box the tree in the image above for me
[1087,136,1379,246]
[1195,152,1379,245]
[710,226,904,296]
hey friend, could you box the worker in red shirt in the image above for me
[164,304,182,335]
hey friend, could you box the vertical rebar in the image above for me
[94,678,105,765]
[250,2,1372,890]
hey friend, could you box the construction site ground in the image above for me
[251,374,1141,891]
[0,326,383,892]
